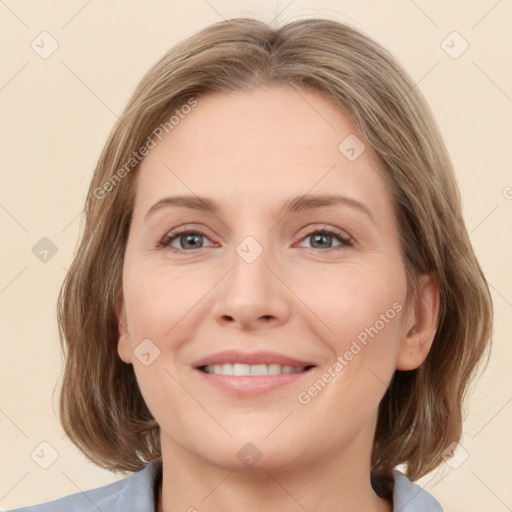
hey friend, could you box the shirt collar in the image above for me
[392,470,444,511]
[133,459,443,512]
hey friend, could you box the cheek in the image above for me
[298,261,407,349]
[123,260,206,341]
[121,261,205,433]
[294,260,407,415]
[294,267,406,430]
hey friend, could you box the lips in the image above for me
[191,350,317,395]
[191,350,316,369]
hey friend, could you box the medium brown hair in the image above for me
[57,17,493,486]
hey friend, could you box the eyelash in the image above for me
[158,225,354,252]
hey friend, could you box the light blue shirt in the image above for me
[8,457,443,511]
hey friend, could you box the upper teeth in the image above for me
[203,363,305,376]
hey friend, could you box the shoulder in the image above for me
[392,470,444,511]
[7,458,162,512]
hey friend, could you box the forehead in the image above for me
[133,84,393,224]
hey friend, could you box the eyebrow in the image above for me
[145,193,375,224]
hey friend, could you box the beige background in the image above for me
[0,0,511,510]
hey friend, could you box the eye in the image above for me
[159,227,215,251]
[297,226,353,250]
[158,225,353,252]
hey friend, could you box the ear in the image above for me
[396,274,440,371]
[116,293,133,365]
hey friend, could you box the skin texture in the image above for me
[117,84,440,512]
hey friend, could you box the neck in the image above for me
[157,438,392,512]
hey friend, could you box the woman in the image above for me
[10,17,492,512]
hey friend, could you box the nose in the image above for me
[211,238,291,330]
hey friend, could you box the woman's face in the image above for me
[118,84,420,471]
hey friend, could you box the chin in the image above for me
[196,435,309,473]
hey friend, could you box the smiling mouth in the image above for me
[198,363,316,376]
